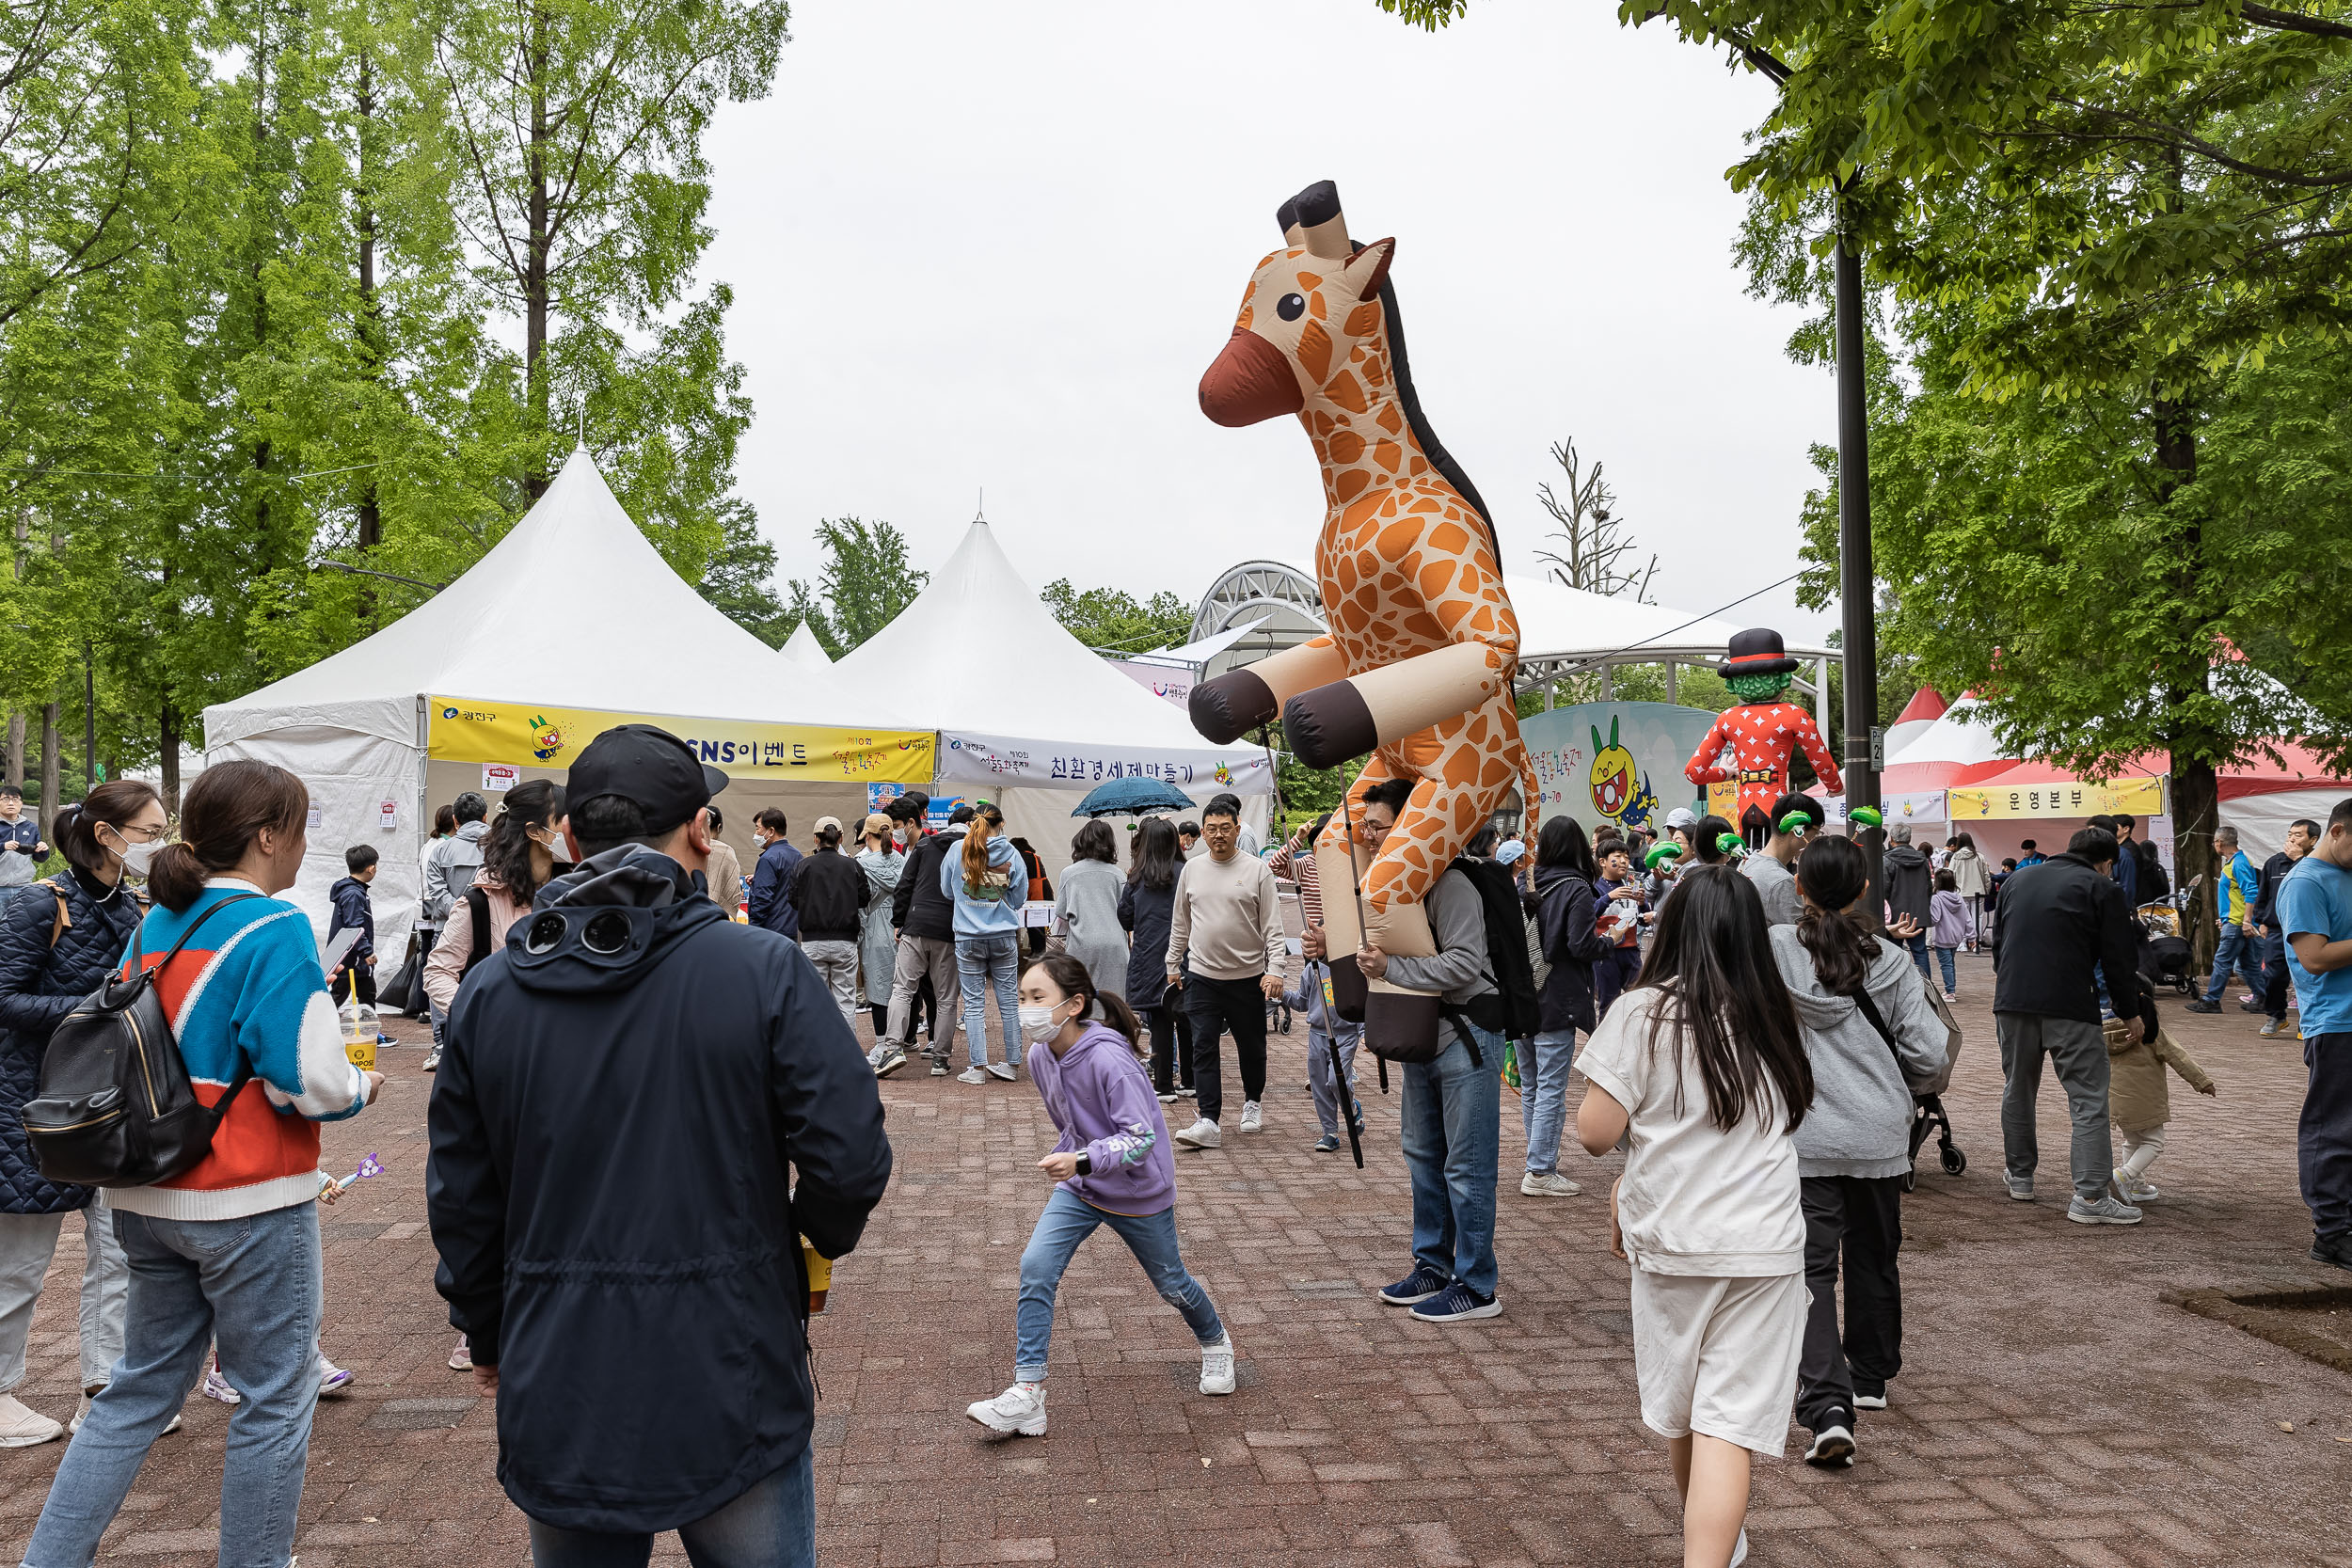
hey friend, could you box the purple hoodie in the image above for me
[1025,1021,1176,1216]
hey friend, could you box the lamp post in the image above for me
[1834,214,1884,913]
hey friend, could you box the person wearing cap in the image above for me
[1744,793,1820,927]
[0,784,48,914]
[789,816,868,1027]
[426,724,892,1563]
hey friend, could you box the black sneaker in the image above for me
[1410,1282,1502,1322]
[2312,1237,2352,1273]
[1378,1264,1449,1306]
[2240,999,2268,1013]
[1804,1424,1856,1467]
[2184,999,2222,1014]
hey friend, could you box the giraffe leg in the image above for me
[1284,641,1510,770]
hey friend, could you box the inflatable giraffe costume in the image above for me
[1190,181,1537,1054]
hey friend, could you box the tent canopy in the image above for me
[780,622,833,667]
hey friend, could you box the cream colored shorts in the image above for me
[1629,1268,1805,1457]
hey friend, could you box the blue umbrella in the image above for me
[1071,777,1196,818]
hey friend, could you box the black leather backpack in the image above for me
[23,893,262,1187]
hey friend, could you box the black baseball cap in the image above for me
[565,723,728,834]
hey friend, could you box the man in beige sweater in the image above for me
[1168,795,1287,1149]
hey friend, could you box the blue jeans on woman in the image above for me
[1519,1029,1577,1176]
[1401,1022,1504,1298]
[1015,1187,1223,1382]
[957,931,1022,1070]
[527,1449,816,1568]
[26,1203,321,1568]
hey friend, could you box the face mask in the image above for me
[1018,1002,1069,1044]
[119,839,164,877]
[534,830,568,863]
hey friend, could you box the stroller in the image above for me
[1902,981,1968,1193]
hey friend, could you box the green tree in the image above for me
[1039,580,1195,654]
[698,504,788,645]
[785,516,927,657]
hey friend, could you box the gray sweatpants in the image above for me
[0,1195,129,1393]
[885,933,960,1057]
[802,939,862,1027]
[1995,1011,2113,1203]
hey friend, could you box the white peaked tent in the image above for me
[780,622,833,666]
[832,519,1274,876]
[205,446,919,946]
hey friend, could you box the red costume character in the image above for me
[1684,627,1841,847]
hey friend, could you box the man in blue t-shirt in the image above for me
[2280,797,2352,1272]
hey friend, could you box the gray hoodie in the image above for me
[1768,924,1947,1179]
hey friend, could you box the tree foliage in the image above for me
[1040,580,1195,655]
[785,517,927,658]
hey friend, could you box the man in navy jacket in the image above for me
[745,808,803,941]
[428,725,891,1561]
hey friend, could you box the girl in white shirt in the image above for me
[1574,863,1815,1568]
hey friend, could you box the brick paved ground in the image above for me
[2,948,2349,1566]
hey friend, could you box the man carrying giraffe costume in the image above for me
[1190,180,1537,1058]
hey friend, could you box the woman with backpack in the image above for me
[1120,817,1188,1101]
[24,760,381,1568]
[0,781,165,1447]
[1765,834,1947,1472]
[1524,816,1614,1200]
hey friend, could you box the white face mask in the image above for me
[119,839,164,877]
[533,829,567,863]
[1018,1001,1071,1044]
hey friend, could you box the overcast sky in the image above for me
[702,0,1839,650]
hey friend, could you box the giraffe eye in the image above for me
[1276,293,1306,322]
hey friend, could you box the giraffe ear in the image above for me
[1343,237,1394,302]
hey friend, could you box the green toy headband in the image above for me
[1850,806,1883,828]
[1644,843,1682,870]
[1716,832,1747,858]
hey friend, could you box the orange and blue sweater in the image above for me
[110,879,368,1222]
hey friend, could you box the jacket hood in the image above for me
[455,820,491,844]
[513,846,727,994]
[1773,924,1919,1031]
[1884,845,1928,869]
[1532,863,1589,895]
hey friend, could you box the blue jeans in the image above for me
[2205,923,2258,1003]
[1899,929,1931,978]
[1520,1029,1577,1176]
[1400,1022,1504,1298]
[526,1449,816,1568]
[1933,946,1956,992]
[957,932,1022,1069]
[26,1203,321,1568]
[1015,1187,1223,1382]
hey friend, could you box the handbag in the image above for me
[1846,974,1957,1097]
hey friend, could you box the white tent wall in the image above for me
[2225,790,2348,861]
[994,784,1273,885]
[207,719,422,951]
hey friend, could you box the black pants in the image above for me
[1594,946,1642,1018]
[2303,1032,2352,1248]
[2263,933,2294,1021]
[1146,1004,1190,1094]
[868,1001,890,1039]
[332,967,377,1008]
[1795,1174,1904,1434]
[1185,974,1268,1126]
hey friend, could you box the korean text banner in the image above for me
[1947,776,2162,821]
[426,696,934,784]
[935,731,1273,794]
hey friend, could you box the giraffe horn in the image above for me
[1282,180,1351,259]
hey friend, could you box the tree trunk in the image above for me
[5,715,21,788]
[524,2,551,498]
[38,704,57,841]
[2152,388,2217,973]
[354,51,382,625]
[160,701,181,816]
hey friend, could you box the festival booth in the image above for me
[779,622,833,667]
[202,447,933,947]
[2219,746,2351,858]
[829,518,1274,880]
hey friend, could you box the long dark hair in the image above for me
[54,779,162,876]
[1128,816,1180,890]
[1021,951,1146,1058]
[1791,833,1880,994]
[1632,863,1812,1133]
[1071,819,1117,864]
[484,780,567,906]
[148,761,309,913]
[1690,815,1736,865]
[1535,815,1597,881]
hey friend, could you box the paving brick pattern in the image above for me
[2,951,2350,1566]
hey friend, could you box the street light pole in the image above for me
[1834,209,1884,912]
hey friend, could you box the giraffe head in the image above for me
[1199,181,1394,427]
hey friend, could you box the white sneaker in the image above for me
[2114,1168,2160,1204]
[68,1389,179,1437]
[965,1382,1047,1436]
[1238,1101,1263,1132]
[1520,1171,1581,1197]
[1173,1117,1220,1149]
[986,1061,1018,1082]
[0,1394,61,1447]
[1199,1336,1236,1396]
[956,1067,988,1085]
[200,1362,241,1405]
[1730,1528,1749,1568]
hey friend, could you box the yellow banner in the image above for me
[426,696,933,784]
[1947,776,2163,821]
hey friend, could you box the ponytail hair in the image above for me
[54,779,162,875]
[961,802,1006,896]
[1791,833,1880,993]
[148,760,309,913]
[1020,951,1146,1058]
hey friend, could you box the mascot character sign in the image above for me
[1187,180,1535,1057]
[1682,628,1840,848]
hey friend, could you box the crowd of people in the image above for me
[0,733,2340,1568]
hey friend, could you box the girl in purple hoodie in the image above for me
[965,954,1234,1437]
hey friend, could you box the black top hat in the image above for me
[1718,627,1800,678]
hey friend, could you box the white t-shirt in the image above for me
[1574,986,1804,1277]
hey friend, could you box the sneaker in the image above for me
[1311,1134,1342,1154]
[2005,1175,2035,1202]
[2240,998,2268,1013]
[930,1058,948,1076]
[1172,1117,1220,1149]
[873,1044,908,1079]
[957,1067,989,1085]
[1944,991,1959,1004]
[986,1062,1018,1082]
[1851,1390,1888,1411]
[1159,1091,1181,1104]
[1804,1423,1856,1467]
[964,1382,1047,1437]
[421,1046,442,1071]
[2114,1168,2160,1204]
[1177,1085,1198,1099]
[1199,1336,1236,1396]
[1411,1282,1502,1322]
[1238,1101,1263,1132]
[2184,998,2221,1014]
[1520,1171,1581,1197]
[1379,1264,1451,1306]
[1730,1528,1749,1568]
[317,1360,355,1398]
[201,1361,241,1405]
[2309,1236,2352,1272]
[448,1336,473,1371]
[2067,1195,2143,1226]
[2261,1018,2285,1038]
[67,1390,180,1437]
[0,1395,61,1448]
